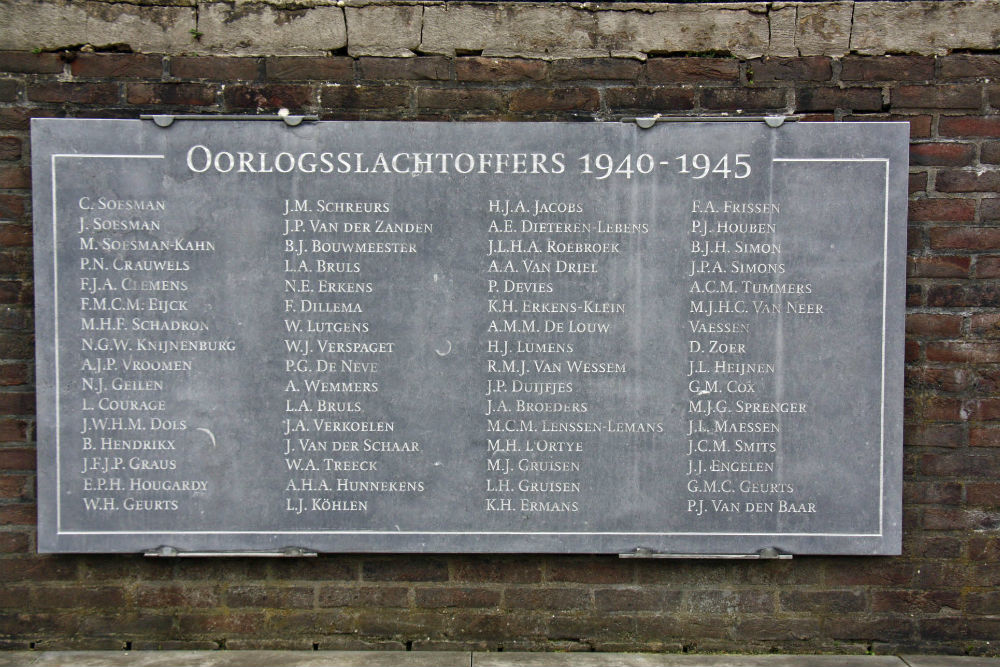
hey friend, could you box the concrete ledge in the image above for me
[2,653,999,667]
[1,1,999,57]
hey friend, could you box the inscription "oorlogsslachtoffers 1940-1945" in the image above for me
[32,119,907,555]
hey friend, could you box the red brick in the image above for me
[983,199,1000,222]
[451,557,541,583]
[982,141,1000,164]
[225,585,313,608]
[549,59,640,81]
[928,284,1000,308]
[966,398,1000,421]
[0,137,21,161]
[937,170,1000,193]
[0,52,63,74]
[359,57,449,81]
[939,116,1000,137]
[779,590,866,613]
[604,87,694,112]
[893,85,981,109]
[910,142,974,166]
[930,226,1000,250]
[0,557,76,582]
[70,54,162,78]
[905,480,963,504]
[504,587,589,610]
[317,586,408,607]
[594,588,681,611]
[0,531,28,552]
[362,558,447,581]
[972,427,1000,447]
[751,57,831,81]
[686,590,774,614]
[0,195,26,221]
[905,424,966,448]
[646,57,739,83]
[546,557,632,584]
[414,587,500,608]
[924,507,1000,531]
[127,83,216,106]
[27,82,118,104]
[265,57,353,82]
[910,198,976,222]
[906,313,962,337]
[322,84,409,110]
[910,172,928,194]
[134,584,221,608]
[0,392,34,415]
[223,84,314,111]
[976,255,1000,278]
[872,590,959,613]
[907,256,970,278]
[906,285,922,309]
[455,58,546,82]
[0,474,29,499]
[0,108,61,131]
[923,396,963,421]
[968,482,1000,506]
[32,586,126,609]
[0,166,30,189]
[701,87,786,111]
[0,503,35,525]
[0,418,27,441]
[509,88,597,112]
[920,367,976,393]
[927,342,1000,363]
[171,56,260,81]
[841,56,934,81]
[939,54,1000,79]
[796,87,882,112]
[970,313,1000,338]
[0,81,18,103]
[0,364,28,387]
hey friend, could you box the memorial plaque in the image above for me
[32,119,907,555]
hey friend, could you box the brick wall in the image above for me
[1,45,1000,656]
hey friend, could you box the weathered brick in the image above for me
[967,482,1000,507]
[733,616,821,641]
[910,172,928,194]
[939,54,1000,80]
[939,116,1000,137]
[841,56,934,81]
[71,54,162,78]
[0,81,18,103]
[317,586,408,608]
[0,474,30,499]
[905,424,966,448]
[604,87,694,112]
[0,363,28,387]
[127,83,216,107]
[27,83,118,105]
[780,590,867,613]
[134,585,221,608]
[509,88,598,112]
[225,586,313,608]
[451,557,541,583]
[546,557,632,584]
[936,170,1000,193]
[685,590,774,614]
[0,419,27,441]
[797,87,882,112]
[0,166,30,190]
[594,587,681,612]
[0,503,33,525]
[170,57,260,81]
[873,590,959,614]
[923,451,1000,478]
[751,56,831,81]
[31,586,126,609]
[893,85,982,109]
[223,84,314,111]
[930,226,1000,250]
[0,557,75,582]
[701,87,786,111]
[322,84,409,110]
[906,313,962,338]
[924,507,1000,531]
[455,58,546,82]
[265,57,353,82]
[0,52,63,74]
[983,199,1000,222]
[504,587,589,610]
[362,558,447,582]
[907,256,970,278]
[970,313,1000,338]
[982,141,1000,165]
[646,57,739,83]
[829,616,916,642]
[966,398,1000,421]
[927,342,1000,363]
[414,587,499,608]
[928,284,1000,308]
[359,57,450,81]
[0,137,21,162]
[549,59,640,82]
[0,195,26,221]
[910,142,975,166]
[908,198,976,222]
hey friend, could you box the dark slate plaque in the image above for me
[32,119,907,555]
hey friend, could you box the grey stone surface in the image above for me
[901,657,1000,667]
[0,651,471,667]
[475,654,910,667]
[197,2,347,56]
[2,0,1000,57]
[32,119,906,555]
[346,5,423,57]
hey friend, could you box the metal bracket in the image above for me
[619,546,792,560]
[144,546,317,557]
[139,113,319,128]
[624,115,801,130]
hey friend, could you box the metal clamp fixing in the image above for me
[619,546,792,559]
[140,113,319,128]
[624,115,801,129]
[144,546,318,557]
